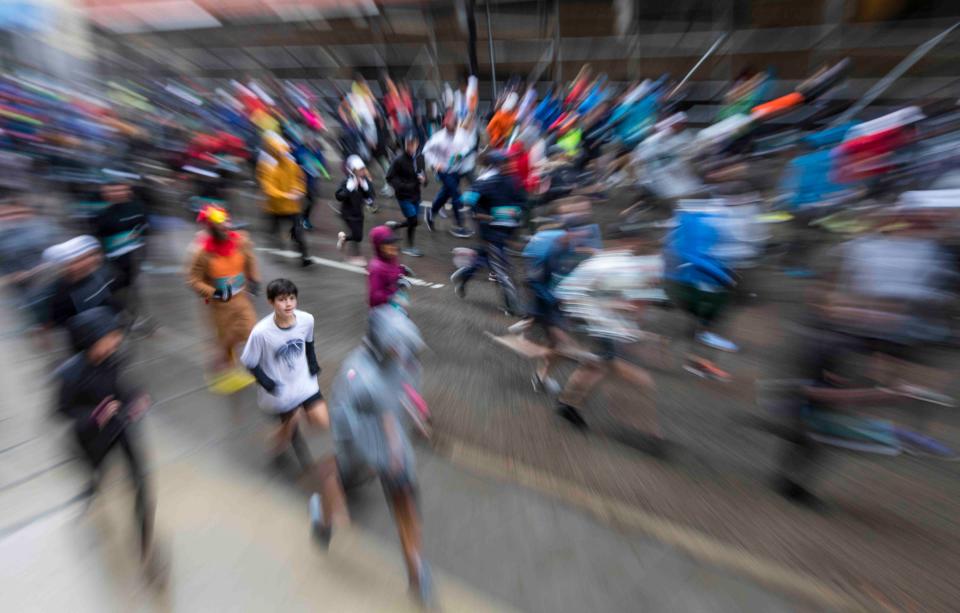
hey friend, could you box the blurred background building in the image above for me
[21,1,952,121]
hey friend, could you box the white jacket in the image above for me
[423,128,475,173]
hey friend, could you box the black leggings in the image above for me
[83,428,154,555]
[270,213,309,260]
[392,215,419,247]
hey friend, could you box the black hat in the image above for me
[67,307,122,351]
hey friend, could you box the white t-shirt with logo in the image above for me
[241,310,320,414]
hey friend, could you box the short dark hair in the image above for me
[267,278,298,301]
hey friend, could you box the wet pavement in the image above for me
[2,179,959,611]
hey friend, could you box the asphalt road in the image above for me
[27,176,960,611]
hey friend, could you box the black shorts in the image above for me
[274,390,325,423]
[593,337,619,361]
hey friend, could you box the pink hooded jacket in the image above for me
[367,225,403,308]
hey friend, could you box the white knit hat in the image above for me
[43,235,100,265]
[346,154,366,172]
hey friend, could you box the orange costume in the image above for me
[186,207,260,366]
[486,109,516,149]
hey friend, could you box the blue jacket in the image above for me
[779,123,857,210]
[665,211,734,290]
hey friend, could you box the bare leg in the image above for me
[314,456,350,529]
[388,489,423,588]
[271,410,301,455]
[536,327,566,382]
[559,361,607,409]
[304,400,330,430]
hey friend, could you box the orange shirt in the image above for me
[487,110,517,148]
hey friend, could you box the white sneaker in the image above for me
[336,231,346,250]
[508,318,533,335]
[697,331,739,353]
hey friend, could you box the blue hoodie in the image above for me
[665,211,734,290]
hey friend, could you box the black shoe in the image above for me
[556,403,588,429]
[774,477,825,511]
[301,258,313,268]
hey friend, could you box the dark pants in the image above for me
[431,171,463,226]
[462,226,520,313]
[303,190,316,227]
[341,215,364,256]
[395,199,419,247]
[109,249,144,325]
[80,425,154,555]
[270,213,309,260]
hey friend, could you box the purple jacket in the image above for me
[368,225,402,308]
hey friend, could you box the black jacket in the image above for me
[94,199,148,257]
[335,177,374,220]
[56,353,139,464]
[386,151,426,202]
[48,265,120,330]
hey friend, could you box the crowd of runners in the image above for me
[3,58,960,604]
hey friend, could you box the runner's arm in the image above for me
[305,341,320,376]
[185,248,216,299]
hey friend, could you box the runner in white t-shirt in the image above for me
[241,278,328,464]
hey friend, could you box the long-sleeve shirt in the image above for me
[423,129,466,173]
[257,153,305,216]
[386,151,424,202]
[335,176,374,220]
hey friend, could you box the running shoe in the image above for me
[532,373,561,396]
[773,477,826,511]
[450,226,473,239]
[809,432,902,455]
[696,331,739,353]
[683,360,732,382]
[438,206,449,219]
[424,207,435,232]
[507,318,533,335]
[336,231,346,250]
[309,493,332,549]
[401,247,424,257]
[895,428,959,460]
[385,220,401,229]
[896,384,956,407]
[302,219,314,231]
[207,368,256,395]
[301,258,313,268]
[450,267,469,298]
[412,557,435,607]
[556,402,588,429]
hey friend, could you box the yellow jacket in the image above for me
[257,154,306,216]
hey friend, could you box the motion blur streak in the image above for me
[1,1,960,612]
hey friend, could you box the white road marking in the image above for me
[256,247,444,288]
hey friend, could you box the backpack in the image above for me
[522,230,565,282]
